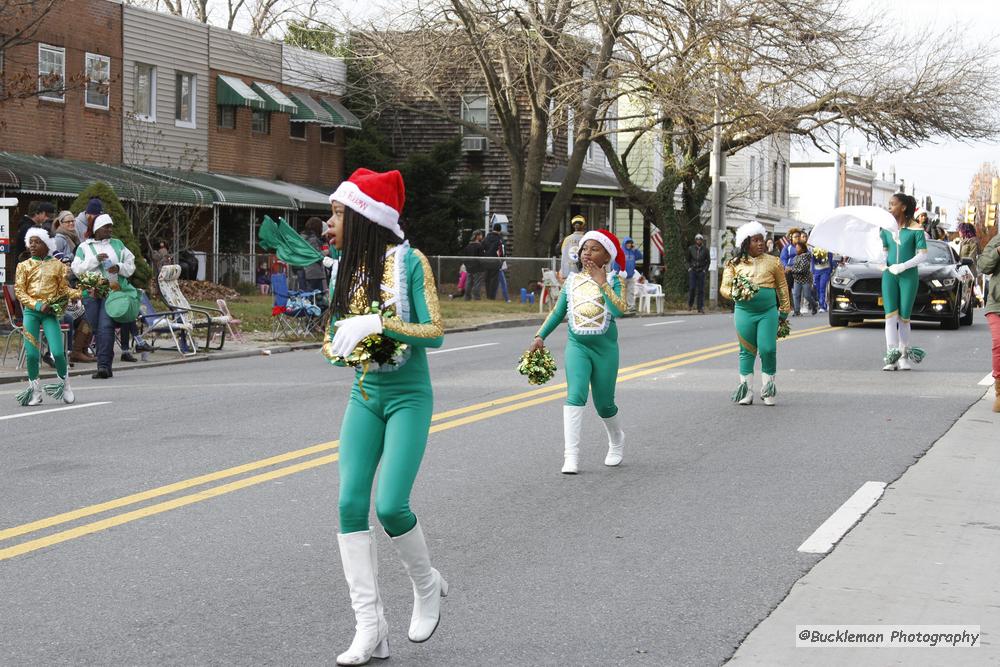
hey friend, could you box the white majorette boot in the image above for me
[44,375,75,404]
[336,529,390,666]
[562,405,585,474]
[732,375,753,405]
[602,413,625,466]
[882,347,901,371]
[390,520,448,643]
[897,346,911,371]
[760,373,777,406]
[16,379,44,406]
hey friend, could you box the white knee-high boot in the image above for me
[733,374,753,405]
[16,379,44,406]
[390,520,448,643]
[562,405,585,474]
[336,529,390,666]
[601,413,625,466]
[43,375,75,404]
[760,373,777,406]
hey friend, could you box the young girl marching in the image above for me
[720,222,792,406]
[530,229,628,474]
[880,193,928,371]
[322,169,447,666]
[14,229,82,406]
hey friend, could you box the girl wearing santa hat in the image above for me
[720,221,792,405]
[529,229,628,474]
[322,168,447,666]
[14,228,82,405]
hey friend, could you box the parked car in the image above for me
[828,240,975,329]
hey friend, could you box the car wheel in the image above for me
[829,312,849,327]
[960,294,974,326]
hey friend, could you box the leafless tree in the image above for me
[124,0,318,36]
[594,0,1000,295]
[0,0,66,105]
[347,0,628,256]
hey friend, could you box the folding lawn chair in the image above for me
[137,289,198,356]
[158,265,229,350]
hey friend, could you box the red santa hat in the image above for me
[329,168,406,239]
[579,229,625,271]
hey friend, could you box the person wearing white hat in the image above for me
[322,168,448,665]
[71,213,137,379]
[530,228,629,473]
[720,222,791,405]
[14,229,82,406]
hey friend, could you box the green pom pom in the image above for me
[15,386,33,406]
[43,382,65,400]
[884,348,902,365]
[760,380,777,399]
[731,381,749,403]
[907,347,926,363]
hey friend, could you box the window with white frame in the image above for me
[38,44,65,102]
[217,105,235,129]
[175,71,196,127]
[289,121,306,139]
[251,109,270,134]
[749,156,757,200]
[134,63,155,121]
[321,126,336,144]
[85,53,110,109]
[758,158,765,201]
[771,160,779,205]
[782,161,789,206]
[546,99,554,154]
[566,107,575,156]
[461,95,487,136]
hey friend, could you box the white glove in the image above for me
[322,256,336,269]
[330,314,383,358]
[888,264,903,275]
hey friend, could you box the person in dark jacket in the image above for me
[482,223,505,300]
[300,217,328,297]
[686,233,710,312]
[462,230,486,300]
[622,237,644,311]
[13,201,55,263]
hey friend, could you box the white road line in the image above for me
[428,343,499,355]
[797,481,887,554]
[979,373,994,387]
[643,320,684,327]
[0,402,112,421]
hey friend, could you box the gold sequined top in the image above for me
[14,257,81,312]
[720,253,792,312]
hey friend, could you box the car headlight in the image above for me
[930,278,956,288]
[832,276,851,286]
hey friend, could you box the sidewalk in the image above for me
[728,390,1000,665]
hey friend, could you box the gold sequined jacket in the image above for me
[720,253,792,313]
[14,257,81,313]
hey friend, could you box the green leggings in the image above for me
[735,287,778,376]
[23,309,67,380]
[565,337,619,418]
[881,268,918,320]
[337,372,432,536]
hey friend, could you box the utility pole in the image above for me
[708,0,725,306]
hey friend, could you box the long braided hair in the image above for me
[730,237,753,266]
[331,207,400,317]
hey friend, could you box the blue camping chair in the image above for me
[270,272,323,339]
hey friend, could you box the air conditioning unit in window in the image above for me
[462,136,487,152]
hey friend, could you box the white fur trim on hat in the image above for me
[735,222,767,250]
[330,181,404,240]
[24,228,56,254]
[579,230,618,265]
[93,214,114,232]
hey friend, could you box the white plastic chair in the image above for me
[638,283,665,314]
[540,269,562,313]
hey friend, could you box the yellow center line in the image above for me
[0,325,833,561]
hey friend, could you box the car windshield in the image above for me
[846,241,954,265]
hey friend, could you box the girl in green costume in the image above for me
[530,229,628,474]
[720,222,792,406]
[322,169,447,666]
[14,229,82,406]
[879,193,928,371]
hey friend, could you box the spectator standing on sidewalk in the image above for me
[810,246,833,313]
[74,198,103,241]
[482,223,505,299]
[686,233,710,313]
[462,230,486,300]
[621,237,644,312]
[300,217,328,295]
[558,215,588,280]
[780,228,801,294]
[13,201,55,264]
[977,230,1000,412]
[790,242,816,316]
[52,211,79,260]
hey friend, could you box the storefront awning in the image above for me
[216,75,267,110]
[0,151,214,206]
[288,92,333,124]
[318,97,362,130]
[216,174,332,210]
[251,82,297,115]
[542,166,624,198]
[138,167,295,209]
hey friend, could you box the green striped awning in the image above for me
[140,168,295,209]
[288,92,333,124]
[251,82,297,114]
[318,97,362,130]
[0,151,214,206]
[216,75,266,110]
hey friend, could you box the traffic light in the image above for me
[966,205,977,224]
[988,204,998,228]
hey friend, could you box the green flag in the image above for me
[258,215,324,267]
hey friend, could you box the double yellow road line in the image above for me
[0,324,833,562]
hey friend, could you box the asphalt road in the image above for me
[0,310,992,666]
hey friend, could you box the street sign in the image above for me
[0,239,10,253]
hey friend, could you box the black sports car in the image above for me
[828,240,976,329]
